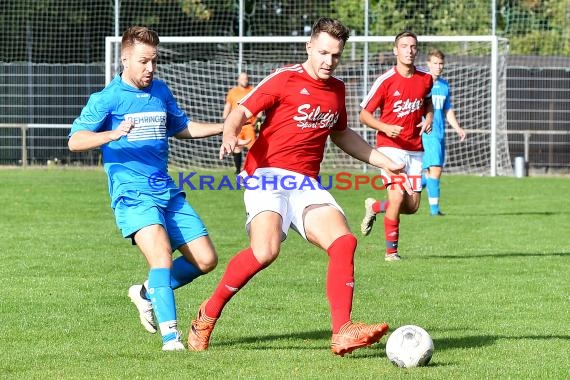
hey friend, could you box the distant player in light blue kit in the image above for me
[422,48,466,216]
[68,26,225,351]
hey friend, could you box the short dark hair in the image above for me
[311,17,350,45]
[394,30,418,46]
[122,26,160,52]
[427,48,445,60]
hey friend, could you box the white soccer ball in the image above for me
[385,325,434,368]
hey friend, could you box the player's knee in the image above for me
[401,200,421,214]
[252,247,280,267]
[196,252,218,273]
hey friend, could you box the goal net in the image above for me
[106,35,511,176]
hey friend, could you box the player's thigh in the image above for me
[178,235,218,272]
[406,150,424,192]
[243,171,291,241]
[133,224,173,267]
[248,210,284,265]
[165,193,209,253]
[290,184,347,244]
[422,138,444,169]
[303,203,351,250]
[243,182,288,264]
[114,194,165,237]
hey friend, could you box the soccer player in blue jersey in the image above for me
[421,48,466,216]
[68,26,225,351]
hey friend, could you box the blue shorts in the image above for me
[113,190,208,250]
[422,137,445,169]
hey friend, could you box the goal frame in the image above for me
[105,35,509,176]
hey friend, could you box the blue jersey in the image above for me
[425,77,452,141]
[70,75,189,207]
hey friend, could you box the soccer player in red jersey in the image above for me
[187,17,412,356]
[359,31,434,261]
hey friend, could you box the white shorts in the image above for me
[241,167,344,241]
[376,147,423,192]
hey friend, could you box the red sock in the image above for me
[372,200,389,214]
[205,248,264,318]
[326,234,357,333]
[384,217,399,255]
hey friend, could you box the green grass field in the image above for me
[1,168,569,379]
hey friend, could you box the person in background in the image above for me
[359,31,433,261]
[421,48,466,216]
[223,72,260,174]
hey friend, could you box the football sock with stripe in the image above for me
[426,177,441,215]
[372,200,389,214]
[384,217,399,255]
[326,234,357,333]
[148,268,178,343]
[205,247,264,318]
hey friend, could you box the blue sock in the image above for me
[170,256,203,290]
[421,172,427,189]
[426,177,440,215]
[148,268,178,343]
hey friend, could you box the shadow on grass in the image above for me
[213,329,330,350]
[213,330,570,353]
[433,333,570,351]
[458,211,559,217]
[425,251,570,259]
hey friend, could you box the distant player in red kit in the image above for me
[187,17,412,356]
[359,31,434,261]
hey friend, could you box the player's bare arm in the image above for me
[68,119,133,152]
[219,104,252,159]
[330,128,413,195]
[175,121,223,139]
[446,109,466,141]
[222,101,232,120]
[359,108,403,138]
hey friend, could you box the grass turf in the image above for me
[0,168,568,379]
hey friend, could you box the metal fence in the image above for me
[1,125,568,174]
[1,63,568,173]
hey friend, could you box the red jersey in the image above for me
[361,66,433,151]
[240,64,347,179]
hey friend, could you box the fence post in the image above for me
[21,124,28,168]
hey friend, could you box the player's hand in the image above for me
[382,162,413,195]
[237,137,251,147]
[219,135,237,159]
[457,128,466,141]
[109,120,134,141]
[384,125,403,139]
[219,136,252,159]
[417,120,431,135]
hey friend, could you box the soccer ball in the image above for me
[385,325,434,368]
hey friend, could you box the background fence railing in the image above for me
[2,124,567,175]
[1,0,568,174]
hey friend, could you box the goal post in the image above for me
[105,35,511,176]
